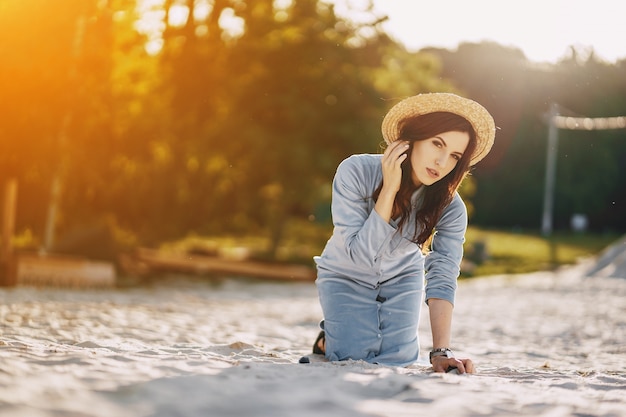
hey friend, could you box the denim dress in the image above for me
[314,154,467,366]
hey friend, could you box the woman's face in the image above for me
[409,130,470,187]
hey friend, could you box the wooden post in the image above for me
[43,16,85,252]
[1,179,18,286]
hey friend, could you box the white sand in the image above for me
[1,258,625,417]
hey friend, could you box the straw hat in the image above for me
[381,93,496,165]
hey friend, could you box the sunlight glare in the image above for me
[218,8,245,40]
[273,0,294,10]
[273,0,294,21]
[328,0,626,63]
[168,4,189,27]
[193,0,212,22]
[135,0,245,54]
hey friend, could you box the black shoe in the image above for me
[312,330,325,355]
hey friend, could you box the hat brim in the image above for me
[381,93,496,165]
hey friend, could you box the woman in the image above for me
[312,93,496,373]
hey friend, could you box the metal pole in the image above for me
[541,103,559,236]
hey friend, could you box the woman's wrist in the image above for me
[374,188,397,222]
[429,347,454,364]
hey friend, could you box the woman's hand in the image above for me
[380,140,409,194]
[375,140,409,222]
[431,355,475,374]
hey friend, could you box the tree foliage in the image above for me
[0,0,116,239]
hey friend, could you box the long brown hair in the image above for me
[373,112,477,246]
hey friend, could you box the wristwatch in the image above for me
[429,348,454,364]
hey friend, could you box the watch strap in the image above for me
[429,348,454,364]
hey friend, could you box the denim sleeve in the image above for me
[424,193,467,306]
[331,157,396,269]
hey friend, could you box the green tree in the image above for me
[426,42,626,232]
[149,0,395,255]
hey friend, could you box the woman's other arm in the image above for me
[428,298,475,374]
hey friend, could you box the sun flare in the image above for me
[329,0,626,63]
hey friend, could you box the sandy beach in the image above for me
[1,251,625,416]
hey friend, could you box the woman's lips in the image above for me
[427,168,439,178]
